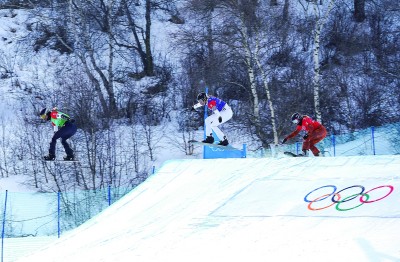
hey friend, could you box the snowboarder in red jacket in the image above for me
[282,113,327,156]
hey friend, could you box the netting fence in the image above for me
[251,123,400,158]
[0,185,134,240]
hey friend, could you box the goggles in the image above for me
[292,119,299,124]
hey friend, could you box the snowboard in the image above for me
[188,140,240,151]
[43,160,79,162]
[28,159,79,162]
[284,151,305,157]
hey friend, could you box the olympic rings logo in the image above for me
[304,185,394,211]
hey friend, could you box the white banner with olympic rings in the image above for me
[212,179,399,217]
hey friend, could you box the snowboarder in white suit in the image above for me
[191,92,233,146]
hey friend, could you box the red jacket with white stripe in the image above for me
[286,115,322,139]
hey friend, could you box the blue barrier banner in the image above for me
[204,144,246,159]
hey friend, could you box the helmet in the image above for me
[39,108,49,120]
[291,112,301,124]
[197,92,207,103]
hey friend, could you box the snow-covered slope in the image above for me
[17,156,400,262]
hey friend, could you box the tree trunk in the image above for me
[312,20,322,122]
[283,0,290,21]
[145,0,154,76]
[123,0,154,77]
[270,0,278,6]
[255,39,279,145]
[205,10,215,92]
[106,1,117,115]
[311,0,335,123]
[354,0,366,22]
[239,17,263,143]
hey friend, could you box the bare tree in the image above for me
[254,37,279,145]
[173,0,222,93]
[299,0,335,123]
[121,0,155,77]
[213,1,265,143]
[354,0,366,22]
[67,0,119,116]
[270,0,278,6]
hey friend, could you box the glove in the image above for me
[282,138,287,144]
[191,106,195,111]
[60,114,70,120]
[218,116,222,123]
[303,134,309,140]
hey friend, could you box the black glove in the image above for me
[303,134,309,140]
[61,114,70,120]
[218,116,222,123]
[191,106,195,111]
[282,138,287,144]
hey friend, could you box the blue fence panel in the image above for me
[1,190,8,262]
[204,144,246,159]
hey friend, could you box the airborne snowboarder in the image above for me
[191,92,233,146]
[40,107,77,161]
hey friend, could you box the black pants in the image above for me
[49,122,77,156]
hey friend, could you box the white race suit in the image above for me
[193,96,233,140]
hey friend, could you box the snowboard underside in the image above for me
[189,140,240,151]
